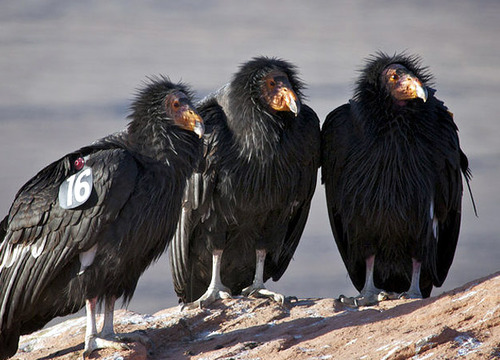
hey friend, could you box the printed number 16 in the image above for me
[66,168,92,207]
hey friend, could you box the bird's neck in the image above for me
[127,121,199,169]
[354,97,420,134]
[232,114,285,161]
[223,91,289,159]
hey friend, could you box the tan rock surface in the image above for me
[13,272,500,359]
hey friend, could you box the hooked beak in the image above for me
[193,118,205,138]
[415,81,428,102]
[390,75,428,103]
[271,86,301,116]
[383,64,428,104]
[286,93,300,116]
[180,108,204,138]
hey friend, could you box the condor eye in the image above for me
[391,74,399,81]
[172,100,181,109]
[269,80,276,87]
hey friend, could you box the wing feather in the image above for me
[0,145,138,331]
[168,99,221,300]
[432,108,468,286]
[321,103,367,290]
[270,105,321,281]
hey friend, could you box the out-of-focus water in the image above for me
[1,1,499,324]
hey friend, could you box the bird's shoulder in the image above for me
[4,140,139,247]
[197,87,230,128]
[428,91,459,132]
[299,104,320,125]
[195,89,234,170]
[321,102,355,151]
[320,102,356,184]
[422,92,463,163]
[322,102,352,132]
[298,104,321,139]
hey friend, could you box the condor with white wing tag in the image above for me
[59,158,93,209]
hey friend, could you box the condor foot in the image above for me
[182,285,232,310]
[242,284,297,305]
[83,331,152,359]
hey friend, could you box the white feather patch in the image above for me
[78,243,98,275]
[433,218,439,239]
[31,236,47,258]
[430,200,438,239]
[0,242,13,271]
[1,243,29,270]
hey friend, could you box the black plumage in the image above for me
[169,57,321,307]
[321,52,473,304]
[0,77,204,359]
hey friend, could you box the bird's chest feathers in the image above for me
[343,125,435,223]
[220,140,305,211]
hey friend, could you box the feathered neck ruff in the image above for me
[125,76,200,168]
[353,52,433,122]
[224,56,305,160]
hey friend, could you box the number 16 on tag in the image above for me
[59,167,93,209]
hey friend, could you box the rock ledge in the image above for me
[14,272,500,359]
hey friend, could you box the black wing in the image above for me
[268,104,321,281]
[168,97,222,302]
[321,103,366,290]
[431,107,470,286]
[0,143,138,333]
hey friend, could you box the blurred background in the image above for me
[1,1,498,324]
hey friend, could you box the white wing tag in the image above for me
[59,165,93,209]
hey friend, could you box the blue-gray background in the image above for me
[1,1,498,323]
